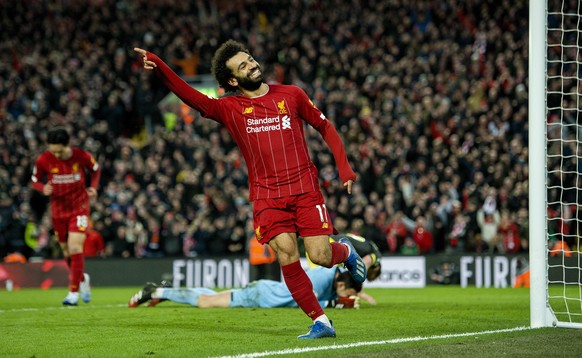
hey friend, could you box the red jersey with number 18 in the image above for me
[31,148,100,219]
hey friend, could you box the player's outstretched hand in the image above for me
[358,291,377,305]
[343,179,354,194]
[134,48,157,70]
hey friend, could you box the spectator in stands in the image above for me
[516,208,529,253]
[476,195,502,253]
[359,205,386,251]
[384,212,409,253]
[411,216,434,254]
[83,222,105,258]
[400,236,419,255]
[497,209,521,254]
[446,210,470,253]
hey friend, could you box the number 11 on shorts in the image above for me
[315,204,329,227]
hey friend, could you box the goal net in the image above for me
[530,0,582,328]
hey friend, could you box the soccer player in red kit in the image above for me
[135,41,366,338]
[31,127,101,305]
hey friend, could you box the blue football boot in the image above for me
[298,321,336,339]
[339,237,367,283]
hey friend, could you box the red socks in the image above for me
[325,241,349,267]
[69,253,84,292]
[281,260,323,319]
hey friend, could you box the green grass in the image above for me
[1,286,581,357]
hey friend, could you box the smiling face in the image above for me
[226,52,264,91]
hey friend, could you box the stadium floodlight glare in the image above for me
[530,0,582,329]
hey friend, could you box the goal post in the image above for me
[529,0,549,328]
[530,0,582,329]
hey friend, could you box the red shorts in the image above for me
[253,191,335,244]
[52,211,90,243]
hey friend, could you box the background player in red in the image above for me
[31,127,101,305]
[134,40,366,339]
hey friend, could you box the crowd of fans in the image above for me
[0,0,532,260]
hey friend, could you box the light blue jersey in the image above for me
[230,266,339,308]
[160,266,341,308]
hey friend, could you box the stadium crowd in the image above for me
[0,0,531,260]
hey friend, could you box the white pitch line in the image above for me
[0,304,127,314]
[214,326,532,358]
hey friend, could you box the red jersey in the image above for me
[413,226,434,254]
[83,229,105,257]
[148,52,356,201]
[499,222,520,254]
[31,148,100,219]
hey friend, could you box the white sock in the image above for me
[314,315,332,327]
[151,288,163,299]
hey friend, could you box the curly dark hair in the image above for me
[211,40,251,93]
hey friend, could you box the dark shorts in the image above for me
[253,191,335,244]
[52,211,90,243]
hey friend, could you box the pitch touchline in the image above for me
[0,304,127,314]
[214,326,531,358]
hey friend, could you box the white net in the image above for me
[546,0,582,326]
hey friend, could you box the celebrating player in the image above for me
[31,127,101,305]
[134,40,366,339]
[128,266,362,310]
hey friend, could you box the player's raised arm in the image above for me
[133,47,215,118]
[294,88,357,192]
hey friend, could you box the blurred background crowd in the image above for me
[0,0,534,261]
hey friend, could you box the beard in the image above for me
[236,68,264,91]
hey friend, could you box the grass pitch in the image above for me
[1,286,581,357]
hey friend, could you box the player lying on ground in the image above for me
[128,266,362,310]
[304,233,383,304]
